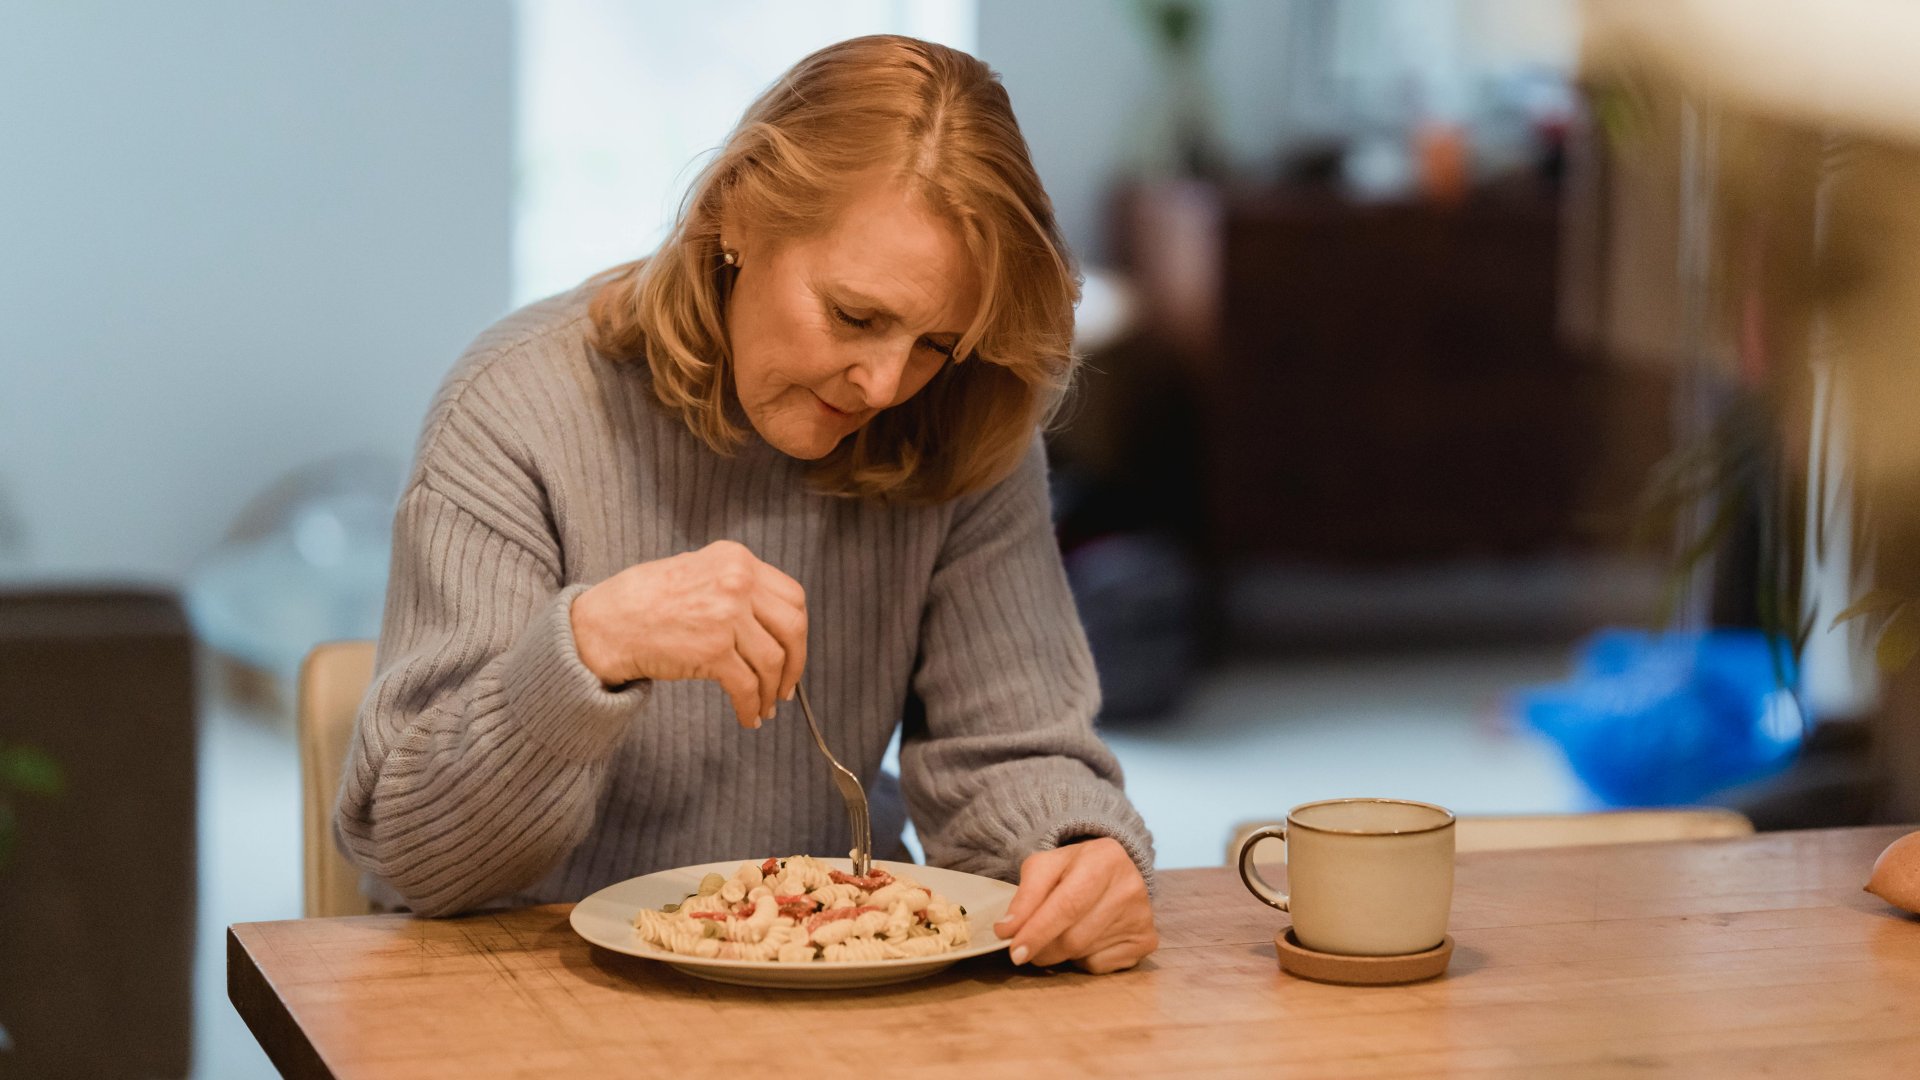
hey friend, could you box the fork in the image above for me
[794,682,872,877]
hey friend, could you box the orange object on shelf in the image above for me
[1416,121,1470,205]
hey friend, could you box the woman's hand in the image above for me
[994,837,1157,974]
[569,540,807,728]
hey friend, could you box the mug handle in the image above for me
[1237,825,1289,912]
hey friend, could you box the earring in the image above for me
[721,247,740,267]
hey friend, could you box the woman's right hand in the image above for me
[568,540,807,728]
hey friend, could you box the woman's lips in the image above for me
[813,392,856,418]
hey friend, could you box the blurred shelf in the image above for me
[1108,179,1672,565]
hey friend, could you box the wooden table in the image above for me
[231,825,1920,1078]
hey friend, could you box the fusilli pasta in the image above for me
[632,857,972,963]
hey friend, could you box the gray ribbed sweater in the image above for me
[334,281,1154,916]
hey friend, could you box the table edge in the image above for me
[228,924,337,1080]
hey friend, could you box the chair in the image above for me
[298,640,379,917]
[1228,808,1755,865]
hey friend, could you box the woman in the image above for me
[336,34,1156,973]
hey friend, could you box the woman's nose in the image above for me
[846,343,911,410]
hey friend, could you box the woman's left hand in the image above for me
[993,837,1157,974]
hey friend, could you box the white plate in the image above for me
[569,858,1018,989]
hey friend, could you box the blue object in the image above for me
[1516,629,1805,806]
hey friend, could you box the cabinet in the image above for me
[1110,181,1670,565]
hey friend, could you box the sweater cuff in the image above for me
[961,781,1156,899]
[497,583,649,763]
[1019,807,1159,900]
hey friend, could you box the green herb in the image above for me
[0,743,64,870]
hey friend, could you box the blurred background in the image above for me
[5,0,1919,1076]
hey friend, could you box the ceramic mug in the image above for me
[1237,798,1456,956]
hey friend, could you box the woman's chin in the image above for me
[756,418,845,460]
[774,439,836,461]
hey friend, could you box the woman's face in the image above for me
[723,172,980,460]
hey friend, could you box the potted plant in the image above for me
[1581,0,1920,820]
[0,741,62,1053]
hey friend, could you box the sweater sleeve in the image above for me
[332,463,649,917]
[898,437,1157,892]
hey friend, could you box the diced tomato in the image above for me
[806,905,882,933]
[771,891,817,914]
[827,868,894,890]
[760,857,780,876]
[689,911,730,921]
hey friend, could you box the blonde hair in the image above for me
[588,34,1081,503]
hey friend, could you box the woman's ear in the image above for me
[716,221,745,269]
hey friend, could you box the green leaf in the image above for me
[1811,402,1832,565]
[0,746,63,797]
[1832,588,1908,628]
[1670,490,1748,589]
[1793,609,1818,657]
[1835,588,1912,638]
[1877,608,1920,672]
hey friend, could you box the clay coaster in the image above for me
[1273,928,1453,986]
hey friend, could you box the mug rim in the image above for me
[1287,797,1456,836]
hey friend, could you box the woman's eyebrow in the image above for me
[833,287,909,321]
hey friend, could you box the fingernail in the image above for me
[782,688,795,702]
[749,717,762,730]
[1010,945,1029,965]
[763,707,776,722]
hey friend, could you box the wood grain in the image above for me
[229,825,1920,1078]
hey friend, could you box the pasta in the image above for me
[633,856,971,963]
